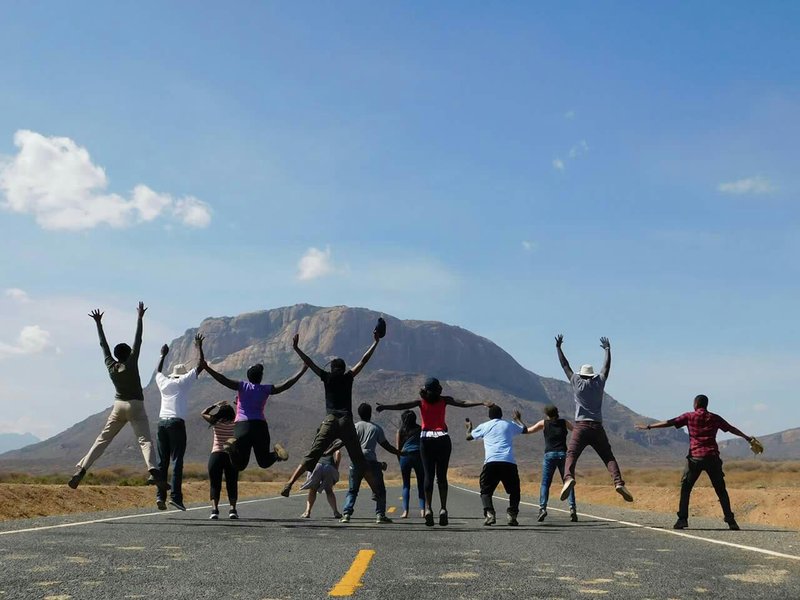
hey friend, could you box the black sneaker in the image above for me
[537,508,547,522]
[483,511,496,526]
[673,518,688,529]
[156,499,167,511]
[424,511,434,527]
[726,518,740,531]
[68,468,86,489]
[376,514,393,524]
[169,499,186,511]
[209,509,219,520]
[439,510,449,526]
[229,508,239,520]
[280,484,292,498]
[340,514,351,523]
[507,514,519,526]
[570,509,579,522]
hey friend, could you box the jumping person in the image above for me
[69,303,167,502]
[340,403,403,524]
[202,401,239,520]
[555,334,633,503]
[281,323,386,499]
[396,410,425,519]
[515,405,578,522]
[153,334,205,511]
[636,395,763,530]
[376,377,492,526]
[201,346,307,472]
[300,443,343,519]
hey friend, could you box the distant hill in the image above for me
[718,427,800,460]
[0,432,40,454]
[0,304,688,473]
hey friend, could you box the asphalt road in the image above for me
[1,484,799,600]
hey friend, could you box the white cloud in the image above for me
[0,325,54,358]
[521,241,536,252]
[564,110,576,120]
[552,158,565,171]
[717,176,776,195]
[0,130,212,230]
[4,288,30,303]
[297,246,335,281]
[568,140,589,159]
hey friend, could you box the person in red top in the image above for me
[636,394,757,531]
[377,377,492,527]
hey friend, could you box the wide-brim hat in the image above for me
[579,364,598,378]
[170,363,188,378]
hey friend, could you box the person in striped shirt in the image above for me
[202,401,239,520]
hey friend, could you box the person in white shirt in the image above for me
[153,334,205,510]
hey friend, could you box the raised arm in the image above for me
[445,396,494,409]
[350,331,380,377]
[376,400,421,413]
[600,337,611,380]
[89,309,112,361]
[201,400,228,424]
[157,344,169,373]
[272,365,309,395]
[556,334,574,379]
[292,334,325,377]
[465,417,475,441]
[194,334,206,376]
[512,409,530,434]
[203,363,239,391]
[132,301,147,360]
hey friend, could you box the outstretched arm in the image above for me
[635,420,672,431]
[600,337,611,380]
[132,301,147,360]
[376,400,421,413]
[203,363,239,391]
[351,331,381,377]
[272,365,309,395]
[445,396,494,409]
[556,334,574,379]
[194,334,206,376]
[89,309,112,361]
[292,334,325,377]
[157,344,169,373]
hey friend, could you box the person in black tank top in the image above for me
[514,405,578,522]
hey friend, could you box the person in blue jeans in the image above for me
[396,410,425,519]
[515,404,578,522]
[340,403,403,524]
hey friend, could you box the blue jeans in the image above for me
[540,451,576,510]
[156,418,186,503]
[343,461,386,516]
[399,452,425,513]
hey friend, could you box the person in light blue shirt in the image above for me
[466,405,526,526]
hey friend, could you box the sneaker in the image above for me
[376,514,393,524]
[169,499,186,511]
[439,510,449,527]
[68,468,86,489]
[229,509,239,520]
[673,518,688,529]
[340,514,351,523]
[380,462,388,472]
[209,509,219,520]
[156,499,167,511]
[726,517,740,531]
[483,511,496,526]
[280,484,292,498]
[570,509,579,523]
[560,478,576,501]
[615,485,634,502]
[333,511,343,519]
[273,443,289,462]
[537,508,547,522]
[507,514,519,526]
[424,511,434,527]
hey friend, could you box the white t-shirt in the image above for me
[155,369,198,420]
[470,419,524,465]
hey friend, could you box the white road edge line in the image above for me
[0,494,288,536]
[451,484,800,562]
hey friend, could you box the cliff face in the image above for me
[0,304,688,471]
[718,427,800,460]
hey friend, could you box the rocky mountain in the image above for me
[0,432,39,454]
[0,304,689,474]
[718,427,800,460]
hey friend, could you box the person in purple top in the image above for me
[202,338,308,472]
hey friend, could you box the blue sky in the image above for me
[0,2,798,440]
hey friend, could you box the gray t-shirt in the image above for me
[355,420,386,462]
[570,374,606,422]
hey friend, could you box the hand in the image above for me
[464,418,472,431]
[194,333,204,347]
[292,333,299,349]
[555,334,564,348]
[376,404,385,413]
[600,337,610,350]
[137,301,147,318]
[160,344,169,356]
[483,400,495,408]
[512,409,522,422]
[88,309,104,323]
[216,400,229,407]
[635,423,649,431]
[373,330,381,343]
[749,437,764,455]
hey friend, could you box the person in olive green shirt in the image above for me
[69,302,167,504]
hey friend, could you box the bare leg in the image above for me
[302,489,315,517]
[325,488,341,517]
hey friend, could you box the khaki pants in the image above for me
[77,400,158,472]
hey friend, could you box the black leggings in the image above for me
[208,451,238,503]
[420,435,452,510]
[231,420,278,472]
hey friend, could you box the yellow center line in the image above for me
[329,549,376,597]
[386,506,396,514]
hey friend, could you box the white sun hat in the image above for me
[579,364,597,377]
[170,363,188,378]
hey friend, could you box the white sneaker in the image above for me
[616,485,634,502]
[560,479,576,501]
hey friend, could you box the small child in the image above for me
[201,401,239,520]
[299,442,343,519]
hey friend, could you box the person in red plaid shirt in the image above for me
[636,394,757,531]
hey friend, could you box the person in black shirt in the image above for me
[515,405,578,522]
[281,330,383,498]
